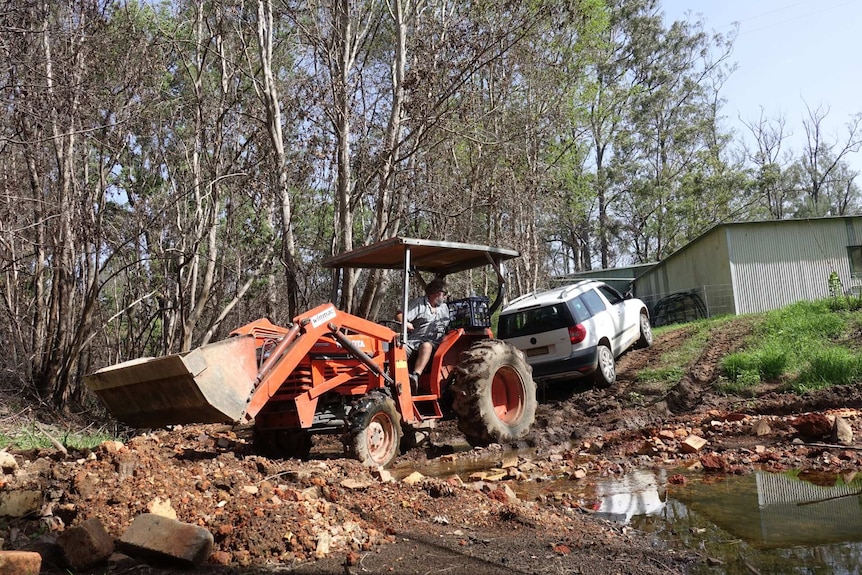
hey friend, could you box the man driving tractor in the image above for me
[396,277,450,392]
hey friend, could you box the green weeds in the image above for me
[713,300,862,394]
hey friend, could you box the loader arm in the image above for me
[244,303,414,429]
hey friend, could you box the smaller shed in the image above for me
[552,263,655,295]
[634,216,862,320]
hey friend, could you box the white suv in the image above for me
[497,281,652,387]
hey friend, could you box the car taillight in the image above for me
[568,324,586,344]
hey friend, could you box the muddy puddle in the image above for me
[393,451,862,574]
[637,469,862,575]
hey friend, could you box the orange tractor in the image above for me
[84,237,537,467]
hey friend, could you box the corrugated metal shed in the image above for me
[729,218,862,313]
[634,215,862,318]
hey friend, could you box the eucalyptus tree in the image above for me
[741,109,797,219]
[793,104,862,217]
[609,6,738,263]
[390,0,607,297]
[572,0,644,270]
[0,0,175,406]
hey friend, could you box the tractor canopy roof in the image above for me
[322,237,519,275]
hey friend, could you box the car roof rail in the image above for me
[507,291,537,306]
[556,280,591,300]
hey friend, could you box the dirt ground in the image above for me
[4,319,862,575]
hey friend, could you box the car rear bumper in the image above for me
[529,346,598,382]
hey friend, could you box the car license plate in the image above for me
[526,346,548,357]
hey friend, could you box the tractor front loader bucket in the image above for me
[84,335,259,428]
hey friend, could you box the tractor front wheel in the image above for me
[450,339,537,447]
[346,391,403,468]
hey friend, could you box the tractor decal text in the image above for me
[310,306,337,328]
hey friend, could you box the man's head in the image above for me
[425,278,447,301]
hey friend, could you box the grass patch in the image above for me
[636,299,862,397]
[793,348,862,392]
[0,421,117,451]
[717,300,862,394]
[631,319,734,390]
[720,343,788,384]
[715,371,761,396]
[638,366,685,384]
[663,317,731,366]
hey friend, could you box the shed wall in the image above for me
[729,218,862,314]
[634,227,734,316]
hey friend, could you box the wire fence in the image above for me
[637,284,735,327]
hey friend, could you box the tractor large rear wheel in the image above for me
[345,391,403,468]
[450,340,536,447]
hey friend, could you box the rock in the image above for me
[314,532,331,559]
[370,468,393,483]
[791,413,832,439]
[483,469,508,482]
[0,489,42,518]
[98,440,125,455]
[752,419,771,436]
[637,441,657,456]
[502,484,519,503]
[680,435,708,454]
[0,451,18,473]
[658,430,676,442]
[699,453,727,472]
[402,472,425,485]
[210,550,232,565]
[570,468,587,480]
[340,478,374,490]
[832,416,854,446]
[118,514,213,568]
[20,534,62,567]
[56,518,114,570]
[500,456,519,469]
[300,486,322,500]
[147,497,177,519]
[0,550,41,575]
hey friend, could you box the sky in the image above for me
[661,0,862,171]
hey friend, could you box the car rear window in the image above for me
[498,303,572,338]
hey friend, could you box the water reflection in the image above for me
[593,468,667,523]
[630,470,862,575]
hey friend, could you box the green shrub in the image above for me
[762,300,845,344]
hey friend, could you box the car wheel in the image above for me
[592,344,616,388]
[636,312,653,349]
